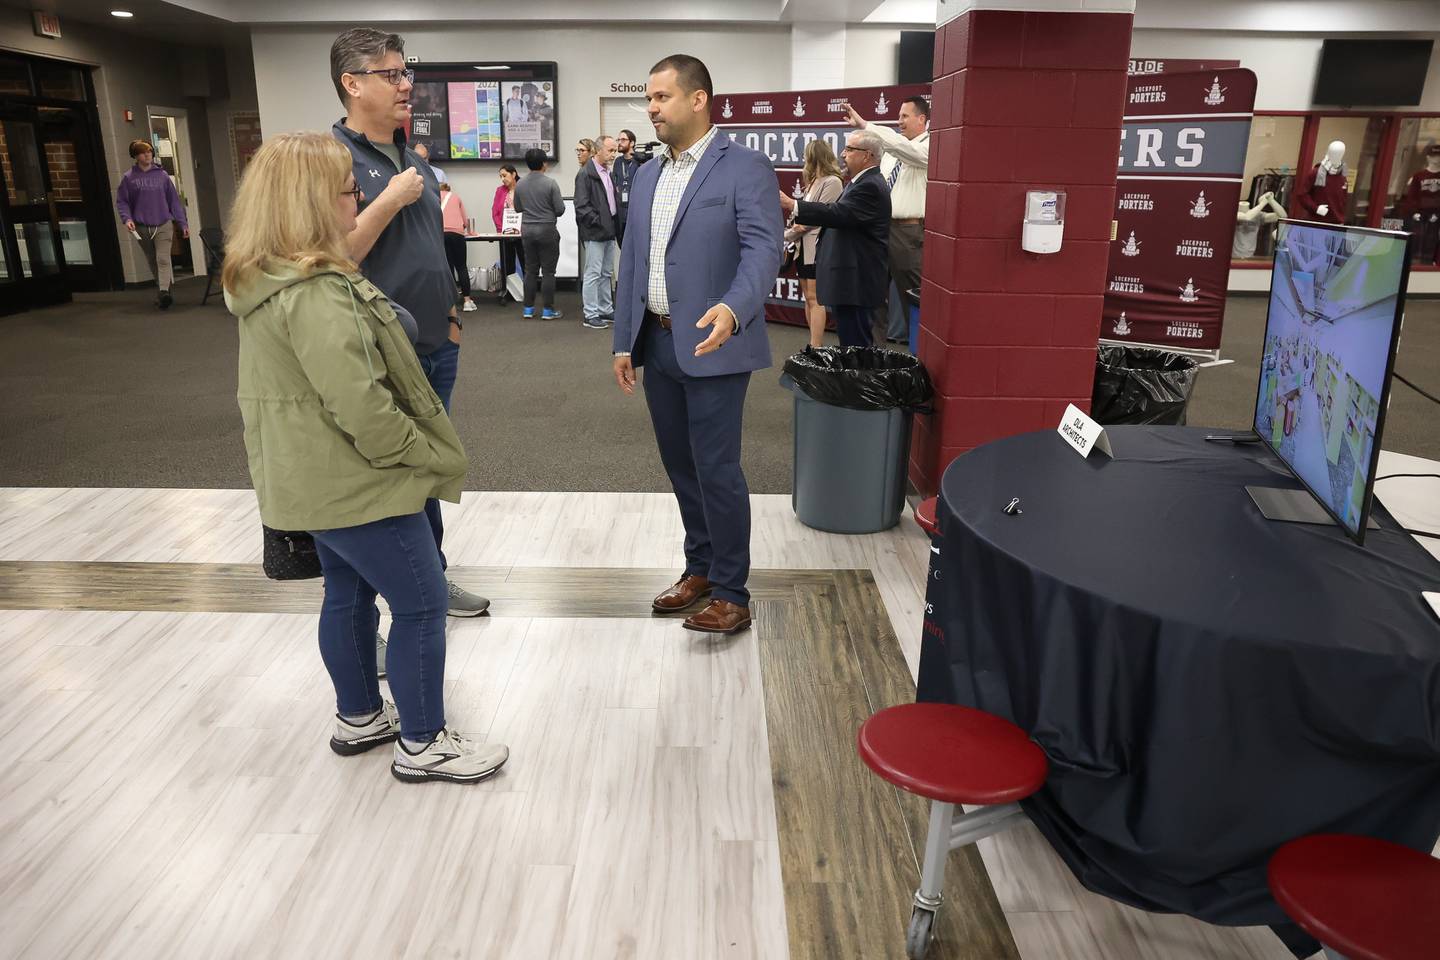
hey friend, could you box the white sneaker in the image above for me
[330,701,400,756]
[391,728,509,784]
[462,299,477,312]
[376,631,387,679]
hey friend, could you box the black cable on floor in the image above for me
[1376,474,1440,481]
[1394,371,1440,406]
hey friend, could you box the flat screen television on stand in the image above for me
[1246,219,1410,545]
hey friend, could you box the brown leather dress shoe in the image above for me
[652,574,712,614]
[682,599,753,635]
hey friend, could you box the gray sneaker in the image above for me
[330,701,399,756]
[376,631,387,679]
[447,580,491,617]
[391,728,509,784]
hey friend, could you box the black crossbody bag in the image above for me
[261,526,322,580]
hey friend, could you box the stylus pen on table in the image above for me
[1204,435,1263,444]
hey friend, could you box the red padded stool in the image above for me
[913,496,940,538]
[859,702,1049,959]
[1268,834,1440,960]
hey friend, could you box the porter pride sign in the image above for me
[1103,69,1257,353]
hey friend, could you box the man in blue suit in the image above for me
[612,54,783,635]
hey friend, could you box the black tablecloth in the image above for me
[915,426,1440,956]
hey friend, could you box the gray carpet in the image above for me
[0,278,1435,491]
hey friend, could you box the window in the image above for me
[14,222,60,277]
[57,219,92,266]
[0,56,32,97]
[1310,116,1387,225]
[1237,117,1304,261]
[1381,117,1440,223]
[1,120,46,206]
[33,62,86,101]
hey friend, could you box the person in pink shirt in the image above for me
[491,165,525,304]
[439,181,476,312]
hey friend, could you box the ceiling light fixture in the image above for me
[111,10,134,17]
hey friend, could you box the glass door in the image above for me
[146,112,193,274]
[0,104,68,313]
[35,105,105,290]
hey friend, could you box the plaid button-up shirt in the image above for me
[646,124,721,316]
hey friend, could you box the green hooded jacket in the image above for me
[227,262,466,531]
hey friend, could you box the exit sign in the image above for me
[33,11,62,38]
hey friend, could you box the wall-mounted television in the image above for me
[1312,40,1432,106]
[898,31,935,85]
[405,61,558,162]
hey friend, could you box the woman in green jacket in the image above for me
[225,132,506,785]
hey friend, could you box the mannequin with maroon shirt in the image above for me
[1290,140,1348,224]
[1398,144,1440,266]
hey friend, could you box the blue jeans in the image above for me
[886,282,908,340]
[416,338,460,570]
[311,512,448,741]
[581,239,617,319]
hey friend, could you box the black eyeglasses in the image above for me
[340,187,364,201]
[349,67,415,86]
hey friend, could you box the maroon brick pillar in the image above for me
[911,2,1135,496]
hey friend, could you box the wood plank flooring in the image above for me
[0,489,1322,959]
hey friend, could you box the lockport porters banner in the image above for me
[712,83,931,326]
[1102,68,1256,353]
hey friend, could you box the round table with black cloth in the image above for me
[915,426,1440,957]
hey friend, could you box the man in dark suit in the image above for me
[611,54,783,636]
[575,135,619,329]
[780,129,891,347]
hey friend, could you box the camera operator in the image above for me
[612,129,651,246]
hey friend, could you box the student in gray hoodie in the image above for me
[512,147,567,319]
[115,138,188,309]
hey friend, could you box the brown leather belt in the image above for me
[893,218,924,226]
[644,309,672,330]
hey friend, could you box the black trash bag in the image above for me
[1090,344,1200,426]
[783,345,934,412]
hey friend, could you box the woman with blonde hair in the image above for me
[224,131,507,785]
[785,139,845,347]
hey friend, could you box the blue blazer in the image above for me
[613,132,784,378]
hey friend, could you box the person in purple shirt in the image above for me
[115,138,188,309]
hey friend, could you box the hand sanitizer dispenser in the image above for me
[1022,190,1065,254]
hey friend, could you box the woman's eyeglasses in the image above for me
[339,187,364,201]
[349,67,415,86]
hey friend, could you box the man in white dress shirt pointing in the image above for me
[844,96,929,344]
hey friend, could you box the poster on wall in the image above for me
[502,80,556,159]
[229,111,262,180]
[447,82,503,159]
[1102,68,1257,353]
[713,83,930,327]
[408,82,451,159]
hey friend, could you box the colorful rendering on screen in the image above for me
[1255,222,1407,535]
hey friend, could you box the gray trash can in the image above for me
[782,346,934,535]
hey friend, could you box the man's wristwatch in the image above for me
[614,351,631,358]
[449,317,463,331]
